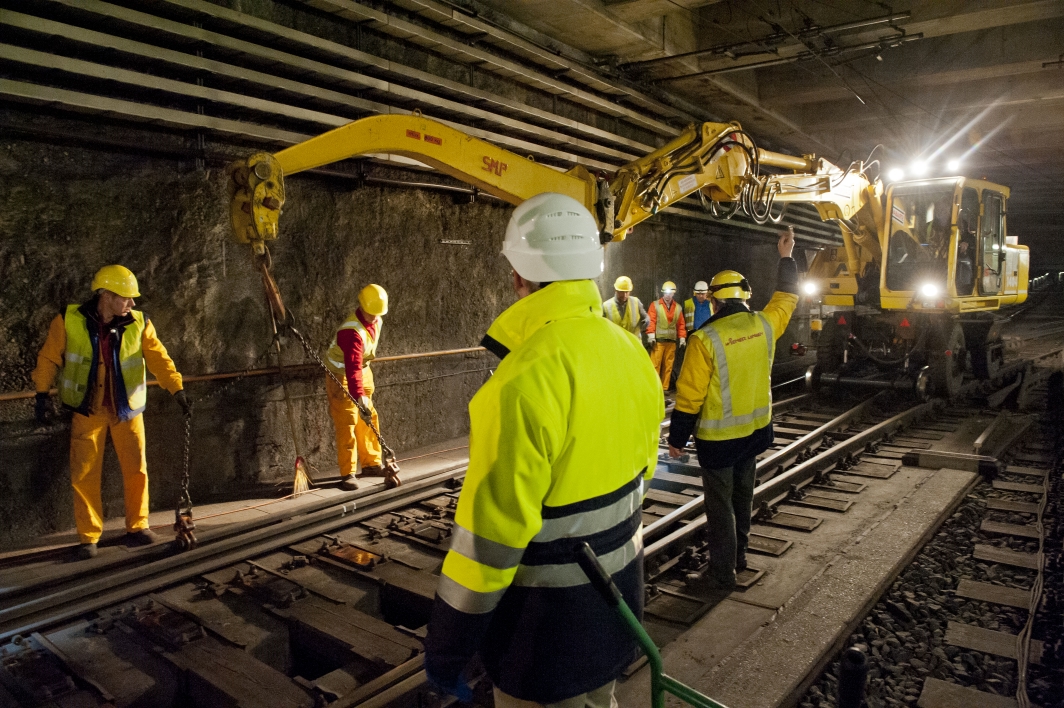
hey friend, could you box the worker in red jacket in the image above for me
[646,280,687,392]
[324,284,388,490]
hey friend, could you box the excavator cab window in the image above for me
[980,192,1005,294]
[955,188,978,296]
[885,183,955,293]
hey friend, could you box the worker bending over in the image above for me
[668,229,798,591]
[683,281,712,331]
[325,284,389,490]
[602,275,647,336]
[424,193,664,706]
[646,280,687,391]
[33,266,190,560]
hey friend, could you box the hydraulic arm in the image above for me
[228,113,878,255]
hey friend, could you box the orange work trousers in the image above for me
[649,340,677,391]
[69,411,150,544]
[326,367,382,478]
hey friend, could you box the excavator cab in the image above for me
[806,176,1029,399]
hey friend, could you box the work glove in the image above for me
[357,395,373,423]
[646,333,656,346]
[425,667,473,702]
[173,390,193,419]
[679,336,686,348]
[34,392,54,425]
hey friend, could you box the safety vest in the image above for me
[683,298,695,331]
[603,296,641,334]
[693,311,775,441]
[325,312,380,377]
[60,305,147,420]
[653,299,680,340]
[431,280,664,702]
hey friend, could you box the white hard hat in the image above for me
[502,193,603,282]
[694,280,709,292]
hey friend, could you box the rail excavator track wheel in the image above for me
[928,320,966,399]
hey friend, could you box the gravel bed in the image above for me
[796,425,1061,708]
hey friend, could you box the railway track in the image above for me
[0,352,1057,707]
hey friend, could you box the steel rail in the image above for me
[0,467,466,641]
[644,400,932,558]
[0,461,468,604]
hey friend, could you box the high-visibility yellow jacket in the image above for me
[33,300,183,421]
[602,295,645,335]
[675,291,798,441]
[424,279,664,703]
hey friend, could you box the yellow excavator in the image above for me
[228,112,1029,399]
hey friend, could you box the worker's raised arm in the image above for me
[761,228,800,339]
[32,314,67,393]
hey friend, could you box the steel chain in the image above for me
[179,415,192,509]
[282,317,399,464]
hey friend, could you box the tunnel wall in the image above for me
[0,133,802,549]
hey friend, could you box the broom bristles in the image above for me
[293,456,312,496]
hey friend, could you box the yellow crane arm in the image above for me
[228,114,598,254]
[228,113,880,256]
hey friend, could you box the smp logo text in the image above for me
[482,157,508,177]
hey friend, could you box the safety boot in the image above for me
[76,543,98,560]
[684,570,736,595]
[359,465,384,477]
[340,475,359,491]
[126,528,160,546]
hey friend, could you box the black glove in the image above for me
[34,392,54,424]
[173,390,193,419]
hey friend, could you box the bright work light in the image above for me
[919,282,940,299]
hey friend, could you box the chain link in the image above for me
[178,414,192,510]
[283,318,399,464]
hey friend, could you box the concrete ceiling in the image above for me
[474,0,1064,267]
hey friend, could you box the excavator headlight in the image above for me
[919,282,941,299]
[802,281,818,296]
[887,167,905,181]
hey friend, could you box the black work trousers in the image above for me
[699,455,757,584]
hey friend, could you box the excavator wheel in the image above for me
[928,320,966,399]
[970,335,1005,380]
[816,315,851,374]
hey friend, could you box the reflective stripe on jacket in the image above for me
[424,279,664,703]
[325,311,380,376]
[675,291,798,441]
[683,298,695,331]
[602,295,642,334]
[648,298,685,341]
[61,305,147,420]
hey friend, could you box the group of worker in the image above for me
[603,276,717,392]
[31,191,797,708]
[32,268,391,559]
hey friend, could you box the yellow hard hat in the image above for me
[91,265,140,298]
[661,280,677,292]
[614,276,633,292]
[708,269,752,300]
[358,284,388,316]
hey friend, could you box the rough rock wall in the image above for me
[0,135,802,548]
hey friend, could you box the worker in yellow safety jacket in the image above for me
[424,193,664,706]
[646,280,687,391]
[324,284,389,490]
[601,275,647,336]
[32,265,190,560]
[667,228,799,592]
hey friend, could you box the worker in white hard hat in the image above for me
[646,280,687,392]
[683,281,712,332]
[32,265,189,560]
[424,193,663,707]
[602,275,647,336]
[324,283,389,490]
[667,228,799,593]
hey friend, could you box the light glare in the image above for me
[802,281,818,296]
[911,161,929,176]
[887,167,905,181]
[947,159,961,171]
[919,282,940,299]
